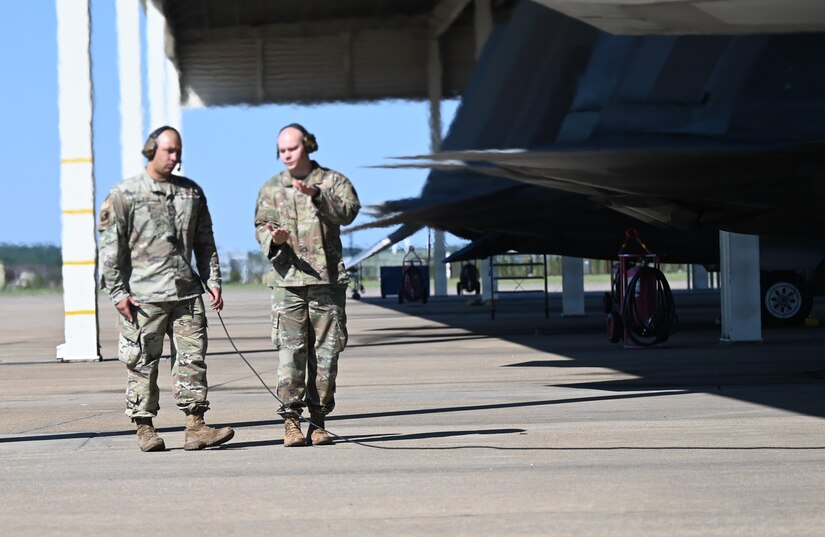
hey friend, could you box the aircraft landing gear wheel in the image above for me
[761,272,812,326]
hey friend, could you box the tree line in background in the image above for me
[0,243,62,290]
[223,247,686,285]
[0,243,687,291]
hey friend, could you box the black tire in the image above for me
[761,272,813,326]
[460,265,480,295]
[606,310,623,343]
[402,266,425,303]
[457,283,462,295]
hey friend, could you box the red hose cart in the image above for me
[605,229,679,348]
[399,247,429,304]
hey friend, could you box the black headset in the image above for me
[277,123,318,154]
[142,125,182,169]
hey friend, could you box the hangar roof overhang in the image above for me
[156,0,825,109]
[155,0,517,107]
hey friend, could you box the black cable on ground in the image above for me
[213,310,395,449]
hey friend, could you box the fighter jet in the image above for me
[351,1,825,325]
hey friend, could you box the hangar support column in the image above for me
[692,264,709,290]
[428,0,493,297]
[147,0,182,136]
[474,0,493,57]
[476,0,495,302]
[428,36,448,297]
[719,231,762,343]
[55,0,101,362]
[561,257,585,316]
[482,257,497,302]
[117,0,144,177]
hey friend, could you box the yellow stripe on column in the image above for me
[65,310,97,316]
[63,208,94,215]
[61,157,94,164]
[64,259,96,265]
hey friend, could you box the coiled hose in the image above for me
[622,265,679,346]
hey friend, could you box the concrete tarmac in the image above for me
[1,288,824,536]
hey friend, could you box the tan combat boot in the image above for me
[134,417,165,452]
[308,414,333,446]
[283,417,306,447]
[183,412,235,451]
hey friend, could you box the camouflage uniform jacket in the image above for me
[98,170,221,304]
[254,162,360,287]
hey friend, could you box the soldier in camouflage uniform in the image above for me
[98,126,234,452]
[254,123,360,447]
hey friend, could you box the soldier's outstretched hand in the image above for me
[292,178,318,197]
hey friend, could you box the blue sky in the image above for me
[0,1,459,253]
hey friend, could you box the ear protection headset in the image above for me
[277,123,318,154]
[142,125,182,169]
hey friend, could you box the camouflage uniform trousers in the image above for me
[116,296,211,419]
[271,284,348,418]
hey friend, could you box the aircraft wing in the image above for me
[342,223,421,269]
[352,180,721,264]
[383,140,825,240]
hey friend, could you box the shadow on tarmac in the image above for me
[0,391,685,445]
[355,290,825,420]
